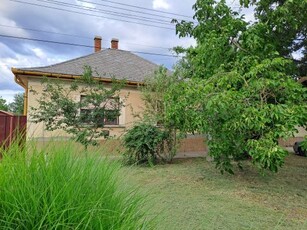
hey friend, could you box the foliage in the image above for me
[142,67,174,124]
[123,122,171,165]
[0,96,9,111]
[0,142,151,229]
[299,136,307,157]
[239,0,307,77]
[138,67,179,162]
[9,93,24,115]
[167,0,307,173]
[31,66,124,149]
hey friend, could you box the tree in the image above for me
[166,0,307,173]
[9,93,24,115]
[123,67,179,164]
[31,66,124,149]
[141,67,180,160]
[240,0,307,77]
[0,96,9,111]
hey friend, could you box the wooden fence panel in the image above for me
[0,111,26,151]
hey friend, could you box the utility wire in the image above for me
[0,34,180,58]
[0,24,172,50]
[0,34,93,48]
[78,0,194,22]
[8,0,176,30]
[98,0,193,19]
[41,0,172,25]
[0,24,92,40]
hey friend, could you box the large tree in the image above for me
[9,93,24,115]
[166,0,307,173]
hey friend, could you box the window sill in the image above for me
[104,125,125,128]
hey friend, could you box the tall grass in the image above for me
[0,141,150,229]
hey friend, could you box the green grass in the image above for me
[2,140,306,229]
[0,142,150,229]
[126,154,307,230]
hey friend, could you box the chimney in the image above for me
[94,36,102,52]
[111,38,119,49]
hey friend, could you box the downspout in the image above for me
[14,75,28,116]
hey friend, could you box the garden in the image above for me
[0,141,306,229]
[1,0,306,229]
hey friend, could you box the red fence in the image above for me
[0,110,27,150]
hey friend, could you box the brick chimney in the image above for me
[111,38,119,49]
[94,36,102,52]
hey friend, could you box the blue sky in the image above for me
[0,0,251,102]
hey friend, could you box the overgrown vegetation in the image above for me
[166,0,307,173]
[31,66,124,149]
[123,122,172,165]
[124,67,178,165]
[0,142,150,229]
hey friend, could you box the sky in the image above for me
[0,0,250,103]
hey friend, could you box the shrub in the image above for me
[123,123,175,165]
[0,142,150,229]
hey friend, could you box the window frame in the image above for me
[79,95,120,126]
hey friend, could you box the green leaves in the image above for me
[31,66,124,149]
[246,134,288,172]
[131,67,178,163]
[0,96,9,111]
[168,0,307,173]
[123,123,170,165]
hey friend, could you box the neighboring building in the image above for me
[280,76,307,146]
[12,36,161,140]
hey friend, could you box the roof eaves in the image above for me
[11,67,144,86]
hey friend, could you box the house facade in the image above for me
[12,37,158,140]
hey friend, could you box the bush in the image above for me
[123,123,173,165]
[0,142,150,229]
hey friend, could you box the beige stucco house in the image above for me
[11,36,160,140]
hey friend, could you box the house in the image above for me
[12,36,208,154]
[12,36,162,140]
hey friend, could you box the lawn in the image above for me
[124,154,307,230]
[4,140,306,229]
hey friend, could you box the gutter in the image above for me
[13,74,28,116]
[11,68,144,86]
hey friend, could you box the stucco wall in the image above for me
[21,75,306,149]
[279,126,307,147]
[25,76,145,140]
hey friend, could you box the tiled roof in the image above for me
[17,49,163,83]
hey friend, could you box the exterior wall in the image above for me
[177,134,207,153]
[25,76,145,140]
[22,75,306,150]
[279,126,307,147]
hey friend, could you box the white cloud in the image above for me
[0,0,197,101]
[75,0,95,8]
[32,47,46,59]
[0,90,23,103]
[152,0,171,10]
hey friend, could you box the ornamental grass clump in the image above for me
[0,141,150,229]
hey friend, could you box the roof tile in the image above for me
[18,49,162,82]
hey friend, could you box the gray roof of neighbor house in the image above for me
[16,49,162,83]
